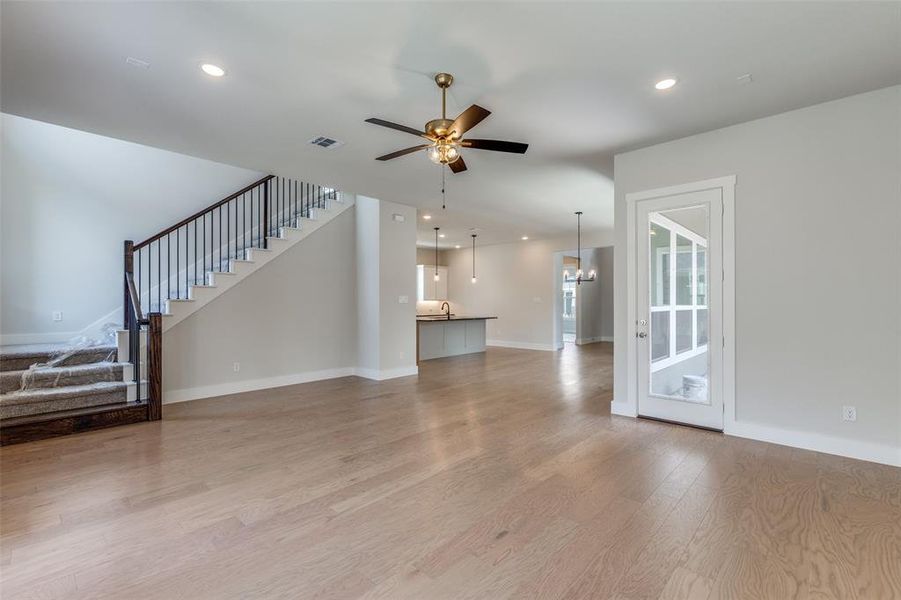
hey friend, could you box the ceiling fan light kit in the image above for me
[366,72,529,175]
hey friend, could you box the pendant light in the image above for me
[565,211,596,285]
[433,227,440,281]
[471,234,478,283]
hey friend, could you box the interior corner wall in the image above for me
[446,232,614,350]
[163,207,358,401]
[613,85,901,465]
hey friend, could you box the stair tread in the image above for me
[0,344,117,360]
[1,381,127,403]
[0,361,125,393]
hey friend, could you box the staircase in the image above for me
[1,175,351,445]
[0,343,144,444]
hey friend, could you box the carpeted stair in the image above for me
[0,344,129,421]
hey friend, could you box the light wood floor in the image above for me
[2,344,899,599]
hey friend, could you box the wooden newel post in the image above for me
[147,312,163,421]
[123,240,134,328]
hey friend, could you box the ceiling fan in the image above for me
[365,72,528,174]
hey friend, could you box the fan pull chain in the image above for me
[441,166,447,210]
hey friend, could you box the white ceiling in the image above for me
[2,2,899,249]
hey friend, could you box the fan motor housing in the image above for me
[425,118,454,139]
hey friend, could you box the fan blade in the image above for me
[449,105,491,138]
[448,156,467,174]
[365,118,431,139]
[461,139,529,154]
[375,144,431,161]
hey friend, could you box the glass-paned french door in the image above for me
[636,188,724,430]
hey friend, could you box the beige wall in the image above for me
[614,85,901,465]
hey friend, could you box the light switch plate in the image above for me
[52,311,63,322]
[392,214,405,222]
[398,295,409,304]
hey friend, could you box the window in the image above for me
[649,213,708,372]
[562,279,576,318]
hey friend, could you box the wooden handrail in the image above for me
[134,175,274,250]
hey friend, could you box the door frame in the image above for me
[621,176,736,432]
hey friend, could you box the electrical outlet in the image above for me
[398,295,409,304]
[399,351,405,360]
[52,311,63,322]
[842,406,856,422]
[233,362,240,373]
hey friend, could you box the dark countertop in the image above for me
[416,315,498,322]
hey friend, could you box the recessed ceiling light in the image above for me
[521,236,529,241]
[439,233,446,238]
[201,63,226,77]
[422,214,432,220]
[455,244,461,249]
[655,78,677,90]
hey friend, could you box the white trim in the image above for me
[165,367,357,404]
[611,401,637,417]
[354,365,419,381]
[487,339,559,352]
[621,175,736,425]
[728,421,900,468]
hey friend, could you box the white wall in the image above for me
[0,113,263,344]
[356,197,380,374]
[355,196,418,379]
[614,86,901,465]
[377,199,417,374]
[446,232,614,350]
[164,208,358,402]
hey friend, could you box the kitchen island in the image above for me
[416,315,497,363]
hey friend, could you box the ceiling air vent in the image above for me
[308,136,344,150]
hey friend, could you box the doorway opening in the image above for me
[562,254,579,344]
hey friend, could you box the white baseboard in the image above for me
[164,364,419,404]
[610,401,637,417]
[165,367,356,404]
[354,365,419,381]
[726,421,900,468]
[487,339,558,352]
[609,399,898,467]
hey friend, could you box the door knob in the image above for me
[636,331,648,339]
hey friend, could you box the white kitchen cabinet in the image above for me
[417,265,448,301]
